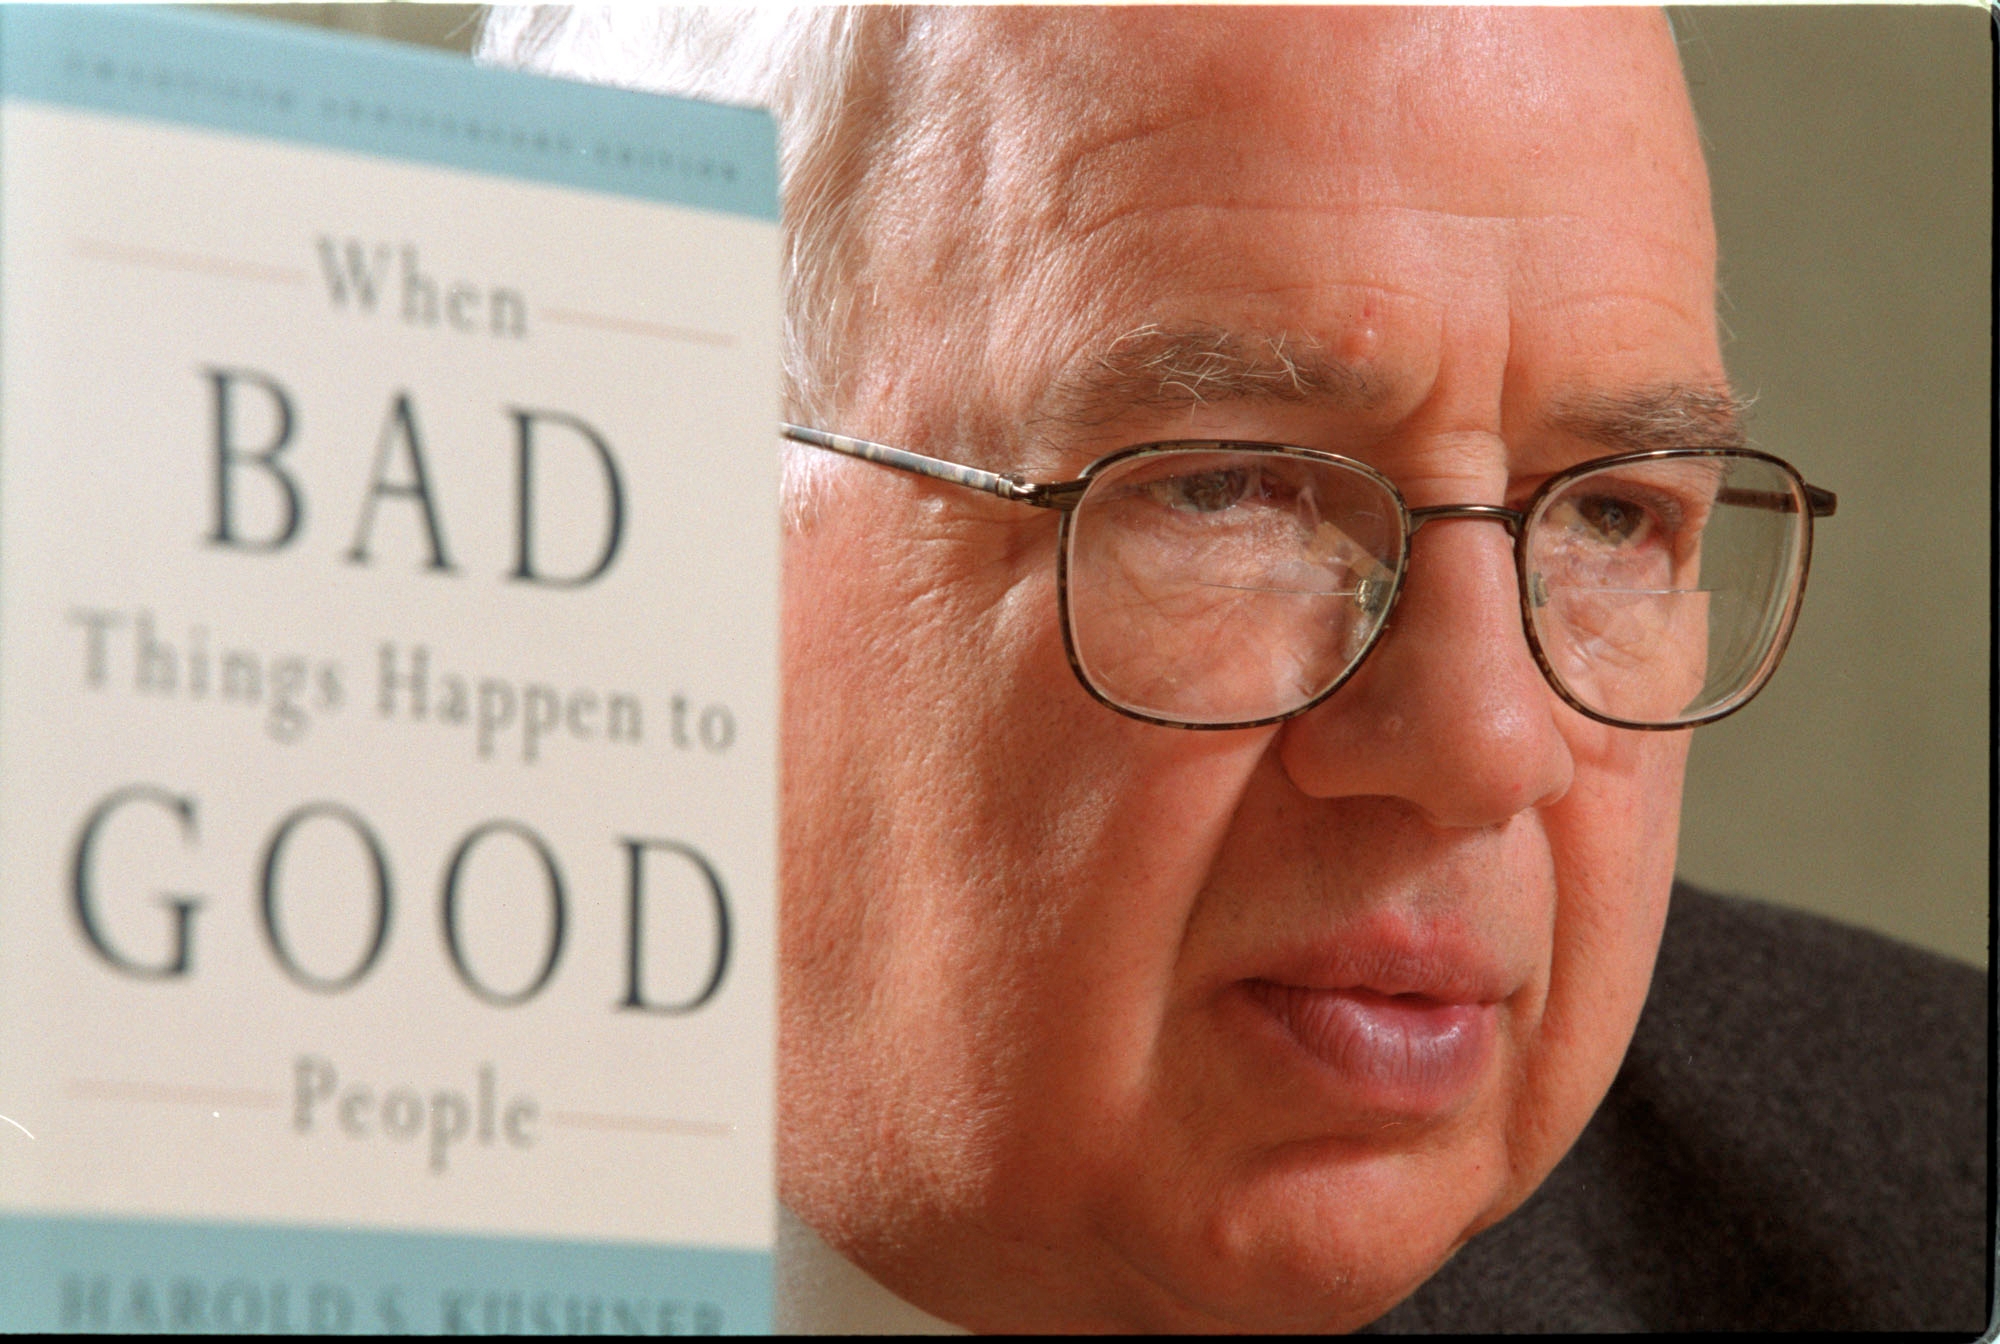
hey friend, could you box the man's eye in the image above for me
[1146,468,1253,514]
[1558,493,1656,546]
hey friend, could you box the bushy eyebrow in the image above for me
[1544,385,1750,452]
[1035,322,1378,429]
[1035,322,1749,455]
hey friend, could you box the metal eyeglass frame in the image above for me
[781,423,1838,732]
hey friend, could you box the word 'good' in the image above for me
[70,786,731,1014]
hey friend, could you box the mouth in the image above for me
[1216,912,1512,1120]
[1236,977,1500,1120]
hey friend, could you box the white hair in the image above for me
[478,6,908,523]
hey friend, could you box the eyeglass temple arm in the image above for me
[1717,483,1838,517]
[782,424,1086,510]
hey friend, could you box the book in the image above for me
[0,5,780,1332]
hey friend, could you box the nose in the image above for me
[1275,515,1574,827]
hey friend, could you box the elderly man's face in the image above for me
[780,7,1718,1332]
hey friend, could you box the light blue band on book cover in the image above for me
[0,1213,773,1334]
[0,5,778,221]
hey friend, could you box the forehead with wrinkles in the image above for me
[840,7,1716,455]
[864,6,1707,252]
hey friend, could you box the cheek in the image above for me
[778,507,1066,1225]
[1508,721,1685,1178]
[778,510,1037,1018]
[778,503,1282,1210]
[1557,718,1689,902]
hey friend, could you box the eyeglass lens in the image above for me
[1061,448,1809,729]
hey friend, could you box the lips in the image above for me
[1231,933,1512,1119]
[1242,981,1494,1111]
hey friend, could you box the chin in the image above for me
[1066,1138,1510,1334]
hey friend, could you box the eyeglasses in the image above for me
[782,424,1837,731]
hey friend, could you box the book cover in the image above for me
[0,5,780,1332]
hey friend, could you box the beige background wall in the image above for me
[251,4,1992,969]
[1670,4,1989,968]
